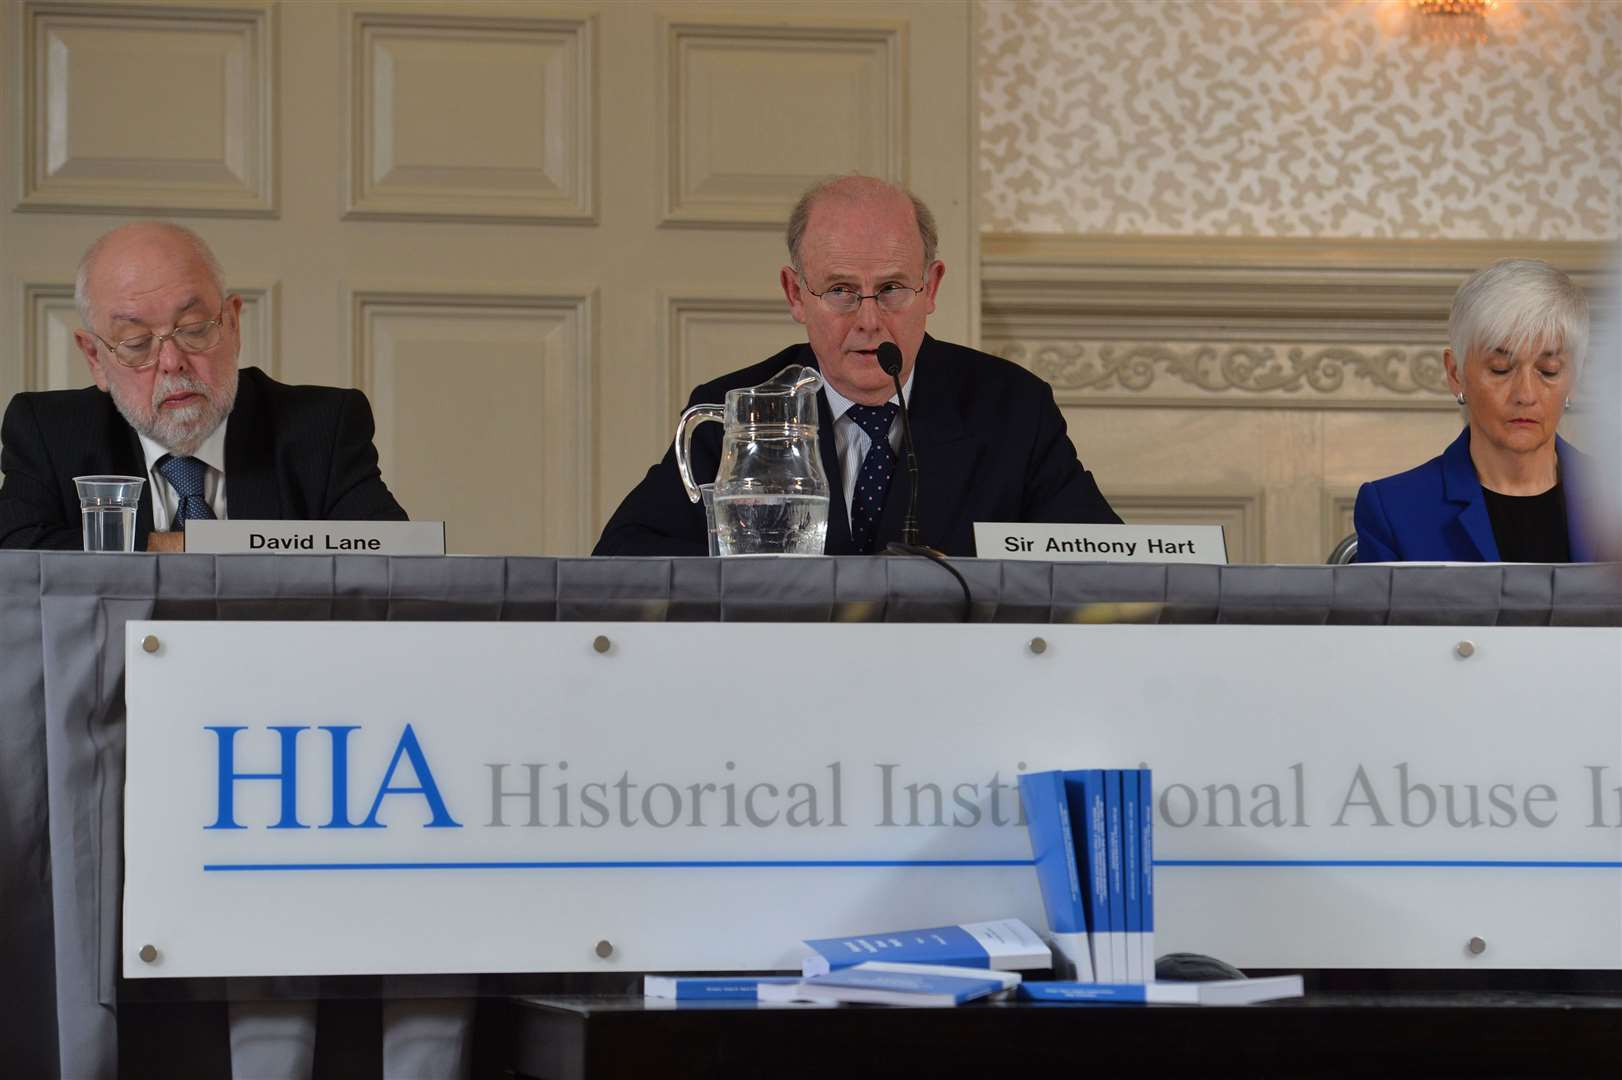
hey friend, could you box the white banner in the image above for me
[122,622,1622,978]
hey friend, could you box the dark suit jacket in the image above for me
[594,336,1119,557]
[0,366,407,550]
[1354,427,1594,562]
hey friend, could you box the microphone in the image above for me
[876,341,904,379]
[872,342,969,619]
[876,342,922,547]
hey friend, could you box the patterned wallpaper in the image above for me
[978,0,1622,239]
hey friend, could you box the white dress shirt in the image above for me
[137,421,229,530]
[819,372,915,523]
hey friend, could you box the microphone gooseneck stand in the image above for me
[874,343,972,622]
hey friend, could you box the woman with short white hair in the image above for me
[1354,258,1594,562]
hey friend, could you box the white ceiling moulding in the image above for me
[980,234,1613,412]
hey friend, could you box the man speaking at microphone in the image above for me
[595,175,1119,557]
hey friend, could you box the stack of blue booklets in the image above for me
[800,916,1051,976]
[644,975,802,1002]
[643,918,1048,1007]
[1018,975,1303,1006]
[641,907,1301,1007]
[1019,768,1153,983]
[758,962,1023,1008]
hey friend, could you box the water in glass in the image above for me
[713,494,829,556]
[673,364,831,557]
[82,506,136,552]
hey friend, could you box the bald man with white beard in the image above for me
[0,224,472,1080]
[0,221,406,551]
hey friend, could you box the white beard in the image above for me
[109,365,239,457]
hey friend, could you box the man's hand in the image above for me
[145,531,185,553]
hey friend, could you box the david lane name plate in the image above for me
[183,520,447,555]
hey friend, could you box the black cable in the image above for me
[874,346,970,619]
[884,541,973,622]
[892,375,922,548]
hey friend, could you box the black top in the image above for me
[1482,483,1571,563]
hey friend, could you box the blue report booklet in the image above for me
[1065,769,1111,982]
[643,975,801,1001]
[760,962,1022,1007]
[1138,768,1155,981]
[1018,770,1095,981]
[801,918,1050,976]
[1018,975,1303,1006]
[1103,770,1127,981]
[1122,769,1143,983]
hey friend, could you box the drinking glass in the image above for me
[699,483,720,557]
[74,475,145,552]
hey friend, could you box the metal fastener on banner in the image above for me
[1467,936,1486,955]
[1028,637,1047,656]
[594,939,614,958]
[1455,640,1476,659]
[141,635,160,654]
[138,944,158,963]
[592,635,611,654]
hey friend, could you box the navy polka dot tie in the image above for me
[156,454,215,530]
[846,402,899,555]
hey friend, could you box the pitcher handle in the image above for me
[673,403,725,503]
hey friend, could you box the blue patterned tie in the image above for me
[845,402,899,555]
[156,454,215,529]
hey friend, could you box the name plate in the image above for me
[974,522,1228,563]
[183,520,446,555]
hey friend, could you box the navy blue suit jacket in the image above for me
[593,336,1119,557]
[1354,428,1594,562]
[0,366,407,550]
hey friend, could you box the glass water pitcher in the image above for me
[674,364,830,555]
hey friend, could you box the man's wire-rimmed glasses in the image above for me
[797,273,926,315]
[90,308,227,369]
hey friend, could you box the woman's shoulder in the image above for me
[1556,435,1591,471]
[1362,445,1454,502]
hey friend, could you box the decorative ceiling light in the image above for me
[1409,0,1498,43]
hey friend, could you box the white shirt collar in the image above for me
[137,418,229,476]
[821,368,914,422]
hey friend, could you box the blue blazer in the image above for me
[1354,428,1594,562]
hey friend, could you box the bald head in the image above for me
[75,221,226,330]
[778,175,946,405]
[70,220,241,457]
[785,176,938,272]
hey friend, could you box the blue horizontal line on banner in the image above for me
[200,857,1622,873]
[1157,859,1622,869]
[202,858,1037,872]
